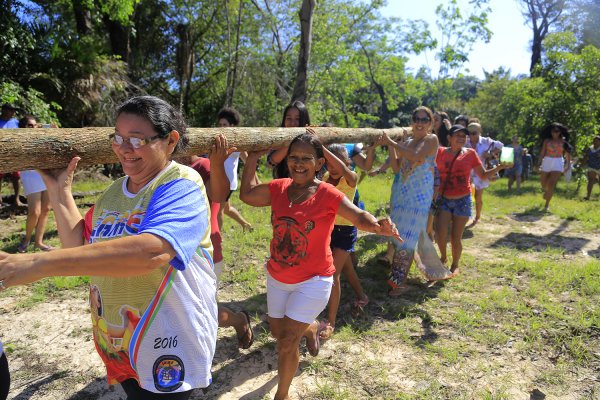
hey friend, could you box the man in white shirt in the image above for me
[465,122,503,225]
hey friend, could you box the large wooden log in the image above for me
[0,126,409,172]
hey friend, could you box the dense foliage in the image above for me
[1,0,598,157]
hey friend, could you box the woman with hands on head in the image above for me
[237,133,401,400]
[0,96,218,400]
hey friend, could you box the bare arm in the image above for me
[323,146,358,188]
[0,233,177,288]
[382,133,438,163]
[239,151,271,207]
[538,140,548,167]
[268,146,288,166]
[38,157,85,248]
[352,144,377,171]
[336,198,402,242]
[474,163,509,180]
[208,134,237,203]
[389,146,401,174]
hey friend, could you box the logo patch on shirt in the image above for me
[153,355,185,392]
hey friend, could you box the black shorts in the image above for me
[0,352,9,400]
[330,225,358,252]
[225,189,234,202]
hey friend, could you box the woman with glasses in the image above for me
[16,115,54,253]
[0,96,218,399]
[537,122,572,210]
[436,125,510,276]
[380,106,451,296]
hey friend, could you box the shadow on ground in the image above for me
[490,219,590,254]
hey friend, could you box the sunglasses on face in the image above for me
[413,116,431,124]
[109,133,163,149]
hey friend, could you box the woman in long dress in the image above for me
[381,106,449,296]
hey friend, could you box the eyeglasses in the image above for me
[26,124,35,128]
[109,133,163,149]
[413,117,431,124]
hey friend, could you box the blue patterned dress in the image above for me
[388,149,436,288]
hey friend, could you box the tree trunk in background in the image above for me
[0,126,408,172]
[103,17,131,63]
[225,0,244,107]
[291,0,316,103]
[72,0,92,36]
[176,23,195,112]
[520,0,566,77]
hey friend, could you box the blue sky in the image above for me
[383,0,532,78]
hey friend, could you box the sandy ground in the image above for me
[1,210,599,399]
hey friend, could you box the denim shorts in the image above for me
[440,195,472,217]
[330,225,358,252]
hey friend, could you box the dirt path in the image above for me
[1,211,598,399]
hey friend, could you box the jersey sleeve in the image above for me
[139,178,209,271]
[83,205,95,244]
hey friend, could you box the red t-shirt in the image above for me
[436,147,482,197]
[267,178,344,284]
[190,158,223,264]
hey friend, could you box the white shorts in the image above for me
[541,156,564,173]
[20,170,46,195]
[471,173,489,190]
[266,270,333,324]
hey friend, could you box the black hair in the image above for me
[217,107,241,126]
[327,144,351,167]
[18,115,36,128]
[280,100,311,128]
[412,106,434,133]
[116,96,188,154]
[540,122,570,142]
[454,114,469,125]
[287,133,325,160]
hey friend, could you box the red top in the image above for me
[436,147,483,197]
[190,158,223,264]
[267,178,344,284]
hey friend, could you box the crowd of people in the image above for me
[0,96,595,400]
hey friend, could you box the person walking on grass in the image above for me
[16,115,54,253]
[465,121,504,226]
[582,135,600,200]
[506,135,524,191]
[0,96,218,399]
[380,106,453,296]
[238,133,401,400]
[537,122,572,211]
[319,144,369,340]
[215,107,253,231]
[435,125,511,276]
[187,135,254,351]
[0,103,24,207]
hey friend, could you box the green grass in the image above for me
[1,161,599,399]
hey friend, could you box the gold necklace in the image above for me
[288,184,311,207]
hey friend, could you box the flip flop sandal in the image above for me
[35,244,55,252]
[237,310,254,350]
[307,322,321,357]
[17,241,29,253]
